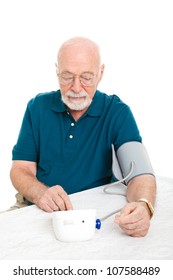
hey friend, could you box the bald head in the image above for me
[57,37,102,72]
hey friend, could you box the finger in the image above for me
[42,186,66,211]
[117,216,150,237]
[121,213,143,225]
[119,220,139,231]
[118,204,144,225]
[55,186,73,210]
[114,214,121,224]
[52,196,66,211]
[120,226,149,237]
[37,190,61,212]
[120,202,137,216]
[37,186,73,212]
[39,201,57,213]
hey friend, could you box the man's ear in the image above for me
[98,64,105,82]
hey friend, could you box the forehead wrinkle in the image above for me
[60,70,95,76]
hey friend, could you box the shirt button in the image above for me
[69,135,73,139]
[71,123,75,126]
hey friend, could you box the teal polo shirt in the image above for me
[12,90,142,196]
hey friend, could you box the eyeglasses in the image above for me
[57,71,98,86]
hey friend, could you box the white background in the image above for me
[0,0,172,211]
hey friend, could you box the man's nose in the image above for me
[71,77,83,93]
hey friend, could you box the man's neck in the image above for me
[69,107,89,121]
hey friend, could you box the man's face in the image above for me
[56,44,104,111]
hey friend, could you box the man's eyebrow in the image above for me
[61,71,95,75]
[81,71,95,75]
[60,71,74,75]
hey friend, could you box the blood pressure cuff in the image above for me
[116,141,155,184]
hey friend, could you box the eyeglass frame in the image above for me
[56,70,100,87]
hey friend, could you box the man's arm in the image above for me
[115,174,156,237]
[10,160,73,212]
[127,174,156,206]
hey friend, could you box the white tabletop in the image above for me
[0,176,173,260]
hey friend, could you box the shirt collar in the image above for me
[51,90,66,112]
[52,90,103,117]
[85,90,103,117]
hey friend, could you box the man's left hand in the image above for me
[114,202,151,237]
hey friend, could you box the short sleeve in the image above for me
[113,105,142,151]
[12,100,38,162]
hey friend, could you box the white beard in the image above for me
[62,90,92,111]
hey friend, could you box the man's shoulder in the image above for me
[27,90,60,110]
[96,90,128,112]
[30,90,60,103]
[97,90,125,103]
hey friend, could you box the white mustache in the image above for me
[66,91,88,98]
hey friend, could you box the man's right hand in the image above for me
[34,185,73,212]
